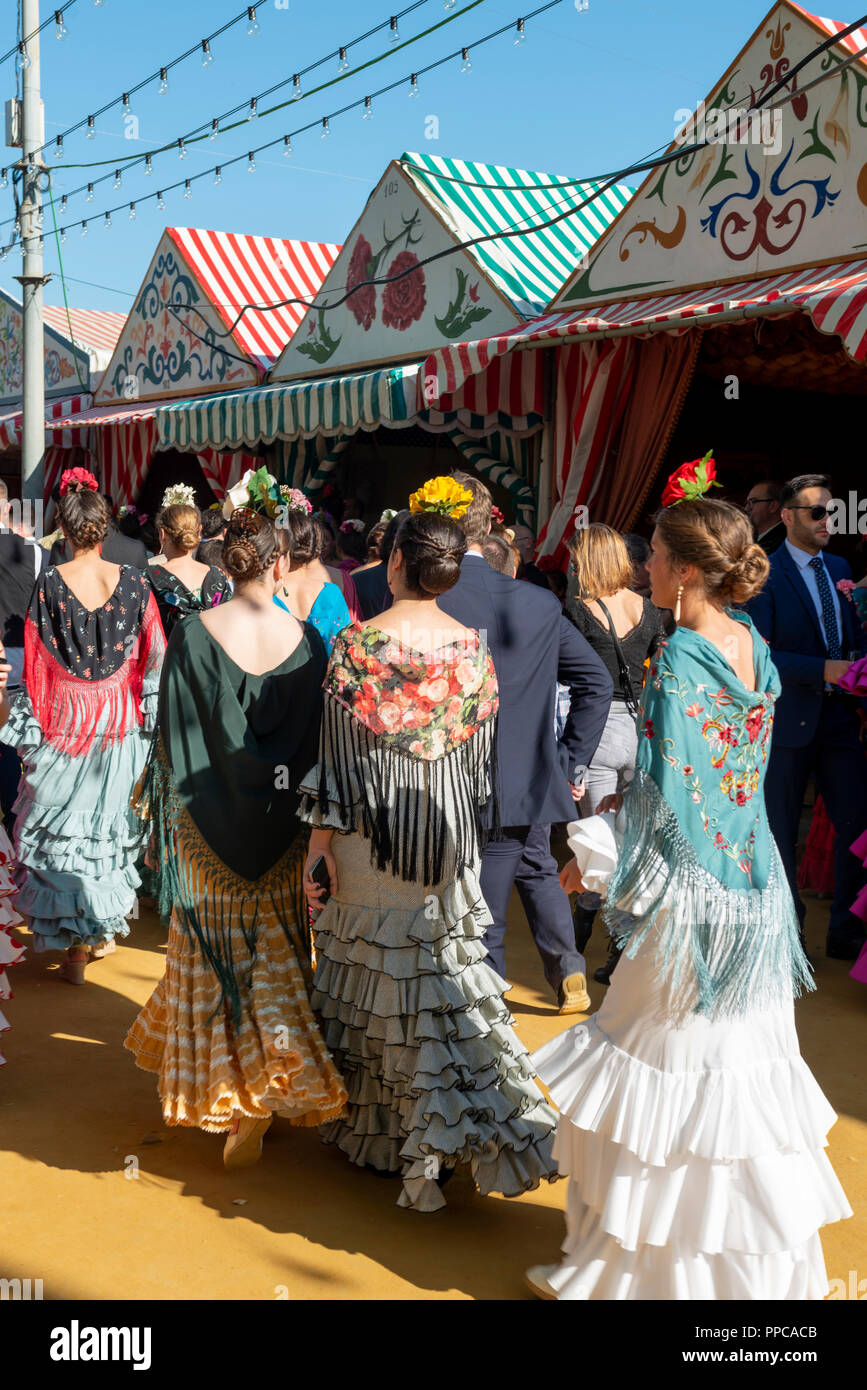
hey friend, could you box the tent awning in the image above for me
[0,393,93,451]
[424,258,867,398]
[155,364,421,452]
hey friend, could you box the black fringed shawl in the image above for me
[300,623,499,887]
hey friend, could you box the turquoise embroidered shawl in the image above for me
[604,610,813,1017]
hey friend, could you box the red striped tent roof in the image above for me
[791,3,867,60]
[167,228,341,371]
[423,259,867,399]
[42,306,126,358]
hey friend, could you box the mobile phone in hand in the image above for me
[309,853,331,907]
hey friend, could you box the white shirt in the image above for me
[784,538,842,649]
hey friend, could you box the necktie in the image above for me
[809,555,841,659]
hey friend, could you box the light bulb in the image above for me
[122,92,131,116]
[338,46,349,73]
[461,47,472,73]
[0,171,6,190]
[214,166,223,185]
[60,226,67,243]
[363,97,373,120]
[86,116,96,139]
[113,168,122,189]
[444,0,457,9]
[247,98,258,121]
[157,192,166,210]
[409,74,419,99]
[55,10,69,41]
[60,195,68,212]
[16,43,30,72]
[389,16,399,43]
[178,138,188,160]
[514,18,526,44]
[210,119,220,141]
[158,67,169,95]
[129,202,136,220]
[85,183,94,202]
[93,0,107,7]
[247,6,259,36]
[321,117,330,140]
[291,74,302,100]
[0,247,7,262]
[201,39,213,68]
[282,137,292,158]
[184,179,192,200]
[81,221,88,236]
[54,136,64,159]
[104,211,112,228]
[247,152,256,173]
[144,154,153,176]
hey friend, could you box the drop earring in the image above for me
[674,584,684,624]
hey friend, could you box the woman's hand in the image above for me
[569,780,585,802]
[596,792,623,816]
[559,859,585,895]
[303,831,338,910]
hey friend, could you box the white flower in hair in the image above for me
[222,466,278,519]
[162,483,196,509]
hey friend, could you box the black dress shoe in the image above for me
[572,904,596,953]
[594,938,622,986]
[826,934,866,961]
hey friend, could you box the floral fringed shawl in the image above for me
[604,610,814,1019]
[136,617,328,1023]
[300,623,499,886]
[23,565,166,756]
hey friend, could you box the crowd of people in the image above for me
[0,452,863,1299]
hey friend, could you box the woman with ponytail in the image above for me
[0,469,166,984]
[126,506,346,1167]
[300,477,559,1211]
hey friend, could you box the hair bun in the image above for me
[417,550,462,596]
[223,534,260,581]
[720,541,769,604]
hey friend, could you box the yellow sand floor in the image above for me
[1,890,863,1300]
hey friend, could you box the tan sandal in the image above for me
[222,1115,272,1169]
[59,947,89,986]
[88,938,116,961]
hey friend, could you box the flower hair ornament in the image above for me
[223,466,291,521]
[118,504,149,525]
[660,450,720,507]
[339,518,365,534]
[161,483,196,510]
[283,486,313,515]
[59,467,99,497]
[408,475,472,520]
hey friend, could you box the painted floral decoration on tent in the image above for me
[162,484,196,510]
[59,467,99,497]
[409,476,472,520]
[661,450,720,507]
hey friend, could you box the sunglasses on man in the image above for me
[786,504,830,521]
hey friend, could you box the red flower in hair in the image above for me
[661,450,720,507]
[60,467,99,497]
[490,505,505,525]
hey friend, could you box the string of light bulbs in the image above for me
[3,0,84,71]
[0,0,528,232]
[31,0,455,162]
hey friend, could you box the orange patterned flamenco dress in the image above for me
[0,821,24,1064]
[125,615,346,1136]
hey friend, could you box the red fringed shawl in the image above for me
[23,571,165,757]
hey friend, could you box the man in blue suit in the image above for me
[747,473,867,959]
[439,473,612,1012]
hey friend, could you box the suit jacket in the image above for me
[757,521,786,555]
[352,561,392,621]
[49,525,149,570]
[439,554,613,826]
[746,545,866,747]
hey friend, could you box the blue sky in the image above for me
[0,0,816,312]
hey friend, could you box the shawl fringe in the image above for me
[140,738,310,1025]
[302,691,498,887]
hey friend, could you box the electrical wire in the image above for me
[45,186,89,391]
[1,0,82,69]
[30,0,451,160]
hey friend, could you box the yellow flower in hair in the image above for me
[409,475,473,520]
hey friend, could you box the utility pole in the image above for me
[16,0,48,505]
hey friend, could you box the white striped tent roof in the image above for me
[400,152,635,319]
[42,307,126,368]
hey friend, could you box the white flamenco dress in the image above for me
[0,821,25,1065]
[531,801,852,1301]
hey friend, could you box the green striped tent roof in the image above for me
[400,152,634,319]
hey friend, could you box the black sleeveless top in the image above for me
[564,593,668,701]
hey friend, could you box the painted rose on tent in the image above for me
[381,251,426,331]
[347,235,376,331]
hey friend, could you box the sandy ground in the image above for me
[1,887,863,1301]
